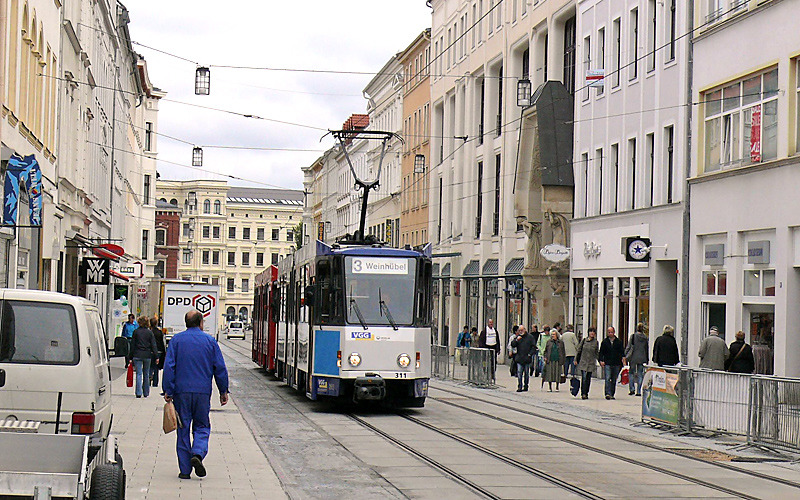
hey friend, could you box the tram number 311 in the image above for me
[395,372,409,378]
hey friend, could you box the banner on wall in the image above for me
[3,153,43,227]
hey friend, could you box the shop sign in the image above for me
[317,222,325,241]
[750,105,762,163]
[704,244,725,266]
[541,244,571,263]
[586,69,605,88]
[583,241,602,259]
[642,367,680,426]
[81,258,110,286]
[116,261,143,279]
[747,240,770,265]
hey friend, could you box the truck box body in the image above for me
[159,281,220,341]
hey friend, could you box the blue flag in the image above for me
[3,153,43,227]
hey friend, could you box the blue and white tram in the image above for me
[274,239,433,407]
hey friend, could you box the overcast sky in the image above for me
[124,1,432,192]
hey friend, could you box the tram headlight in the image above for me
[348,353,362,367]
[397,353,412,368]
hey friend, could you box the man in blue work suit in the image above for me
[163,310,229,479]
[122,314,138,338]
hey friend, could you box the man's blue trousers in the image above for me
[172,392,211,475]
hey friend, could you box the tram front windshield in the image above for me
[344,256,417,327]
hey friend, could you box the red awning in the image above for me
[110,269,129,281]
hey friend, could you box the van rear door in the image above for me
[0,297,87,434]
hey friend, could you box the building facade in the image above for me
[157,180,304,323]
[429,0,576,357]
[399,29,432,249]
[569,0,689,354]
[154,200,181,279]
[688,0,800,376]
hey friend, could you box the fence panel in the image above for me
[430,346,494,387]
[749,376,800,452]
[431,345,449,379]
[467,348,495,387]
[689,369,751,435]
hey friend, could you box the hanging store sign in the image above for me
[3,153,43,227]
[750,105,762,163]
[540,244,571,263]
[116,261,144,279]
[81,258,110,286]
[704,244,725,266]
[385,218,393,246]
[747,240,770,265]
[317,222,325,242]
[586,69,605,88]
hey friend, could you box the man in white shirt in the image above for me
[479,319,500,378]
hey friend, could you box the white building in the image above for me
[430,0,577,355]
[569,0,689,353]
[688,0,800,376]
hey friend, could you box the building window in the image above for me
[203,199,211,214]
[703,271,727,295]
[257,228,265,241]
[141,230,149,260]
[183,223,191,238]
[629,8,639,81]
[272,228,279,241]
[611,143,619,212]
[596,27,605,96]
[227,252,236,266]
[665,126,674,203]
[211,276,219,286]
[256,252,264,267]
[202,250,210,265]
[581,152,589,217]
[145,122,153,151]
[573,279,584,338]
[155,260,165,278]
[229,226,236,239]
[242,279,249,293]
[744,270,776,297]
[201,277,209,284]
[143,175,151,205]
[202,225,210,239]
[563,16,577,94]
[287,230,293,242]
[635,278,650,333]
[243,227,251,240]
[483,278,498,329]
[213,226,220,239]
[476,161,483,238]
[582,36,591,101]
[212,251,220,265]
[667,0,676,62]
[703,68,779,172]
[182,250,191,264]
[227,278,235,293]
[647,0,656,73]
[214,200,221,214]
[182,276,191,281]
[271,253,279,265]
[155,229,166,246]
[242,252,250,266]
[645,132,654,207]
[797,59,800,151]
[612,18,621,88]
[628,138,637,210]
[596,148,603,215]
[493,154,500,236]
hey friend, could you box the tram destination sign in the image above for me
[351,257,409,275]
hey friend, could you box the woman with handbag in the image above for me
[542,329,566,391]
[127,316,159,398]
[576,327,600,399]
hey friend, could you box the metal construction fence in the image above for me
[642,365,800,453]
[430,345,495,387]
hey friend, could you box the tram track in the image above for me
[429,384,800,492]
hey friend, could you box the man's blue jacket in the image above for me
[162,327,229,396]
[122,320,138,339]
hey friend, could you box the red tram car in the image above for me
[252,265,279,372]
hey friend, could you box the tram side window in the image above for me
[416,260,433,326]
[270,285,280,323]
[314,259,343,325]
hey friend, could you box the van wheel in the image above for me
[90,463,125,500]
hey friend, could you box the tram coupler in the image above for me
[353,375,386,401]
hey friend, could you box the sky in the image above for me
[124,1,432,192]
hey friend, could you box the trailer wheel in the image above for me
[90,463,125,500]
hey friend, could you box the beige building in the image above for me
[157,180,304,323]
[399,29,432,249]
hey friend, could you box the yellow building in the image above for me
[157,180,304,323]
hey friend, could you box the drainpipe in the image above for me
[680,0,695,365]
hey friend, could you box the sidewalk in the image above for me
[110,362,286,500]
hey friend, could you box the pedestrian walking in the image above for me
[625,323,649,396]
[726,331,755,374]
[163,310,229,480]
[652,325,680,366]
[529,325,540,376]
[470,327,480,348]
[576,327,600,399]
[507,325,519,377]
[479,318,501,376]
[599,326,626,400]
[542,328,565,391]
[535,325,551,377]
[560,325,579,379]
[457,325,472,348]
[511,326,535,391]
[151,315,166,388]
[699,326,729,370]
[126,316,159,399]
[122,313,138,339]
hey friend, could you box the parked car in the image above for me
[0,289,125,498]
[226,321,245,340]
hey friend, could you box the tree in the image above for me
[294,222,304,249]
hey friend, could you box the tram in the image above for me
[252,239,433,406]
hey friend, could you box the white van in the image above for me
[0,290,114,452]
[226,321,245,340]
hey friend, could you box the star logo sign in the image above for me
[628,239,650,261]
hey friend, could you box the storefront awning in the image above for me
[441,263,451,277]
[432,263,440,278]
[482,259,499,276]
[505,258,525,275]
[463,259,480,276]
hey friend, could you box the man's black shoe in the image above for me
[178,473,191,479]
[516,388,523,392]
[629,391,635,396]
[523,386,528,391]
[191,455,206,477]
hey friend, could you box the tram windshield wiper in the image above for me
[349,298,368,330]
[378,288,398,331]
